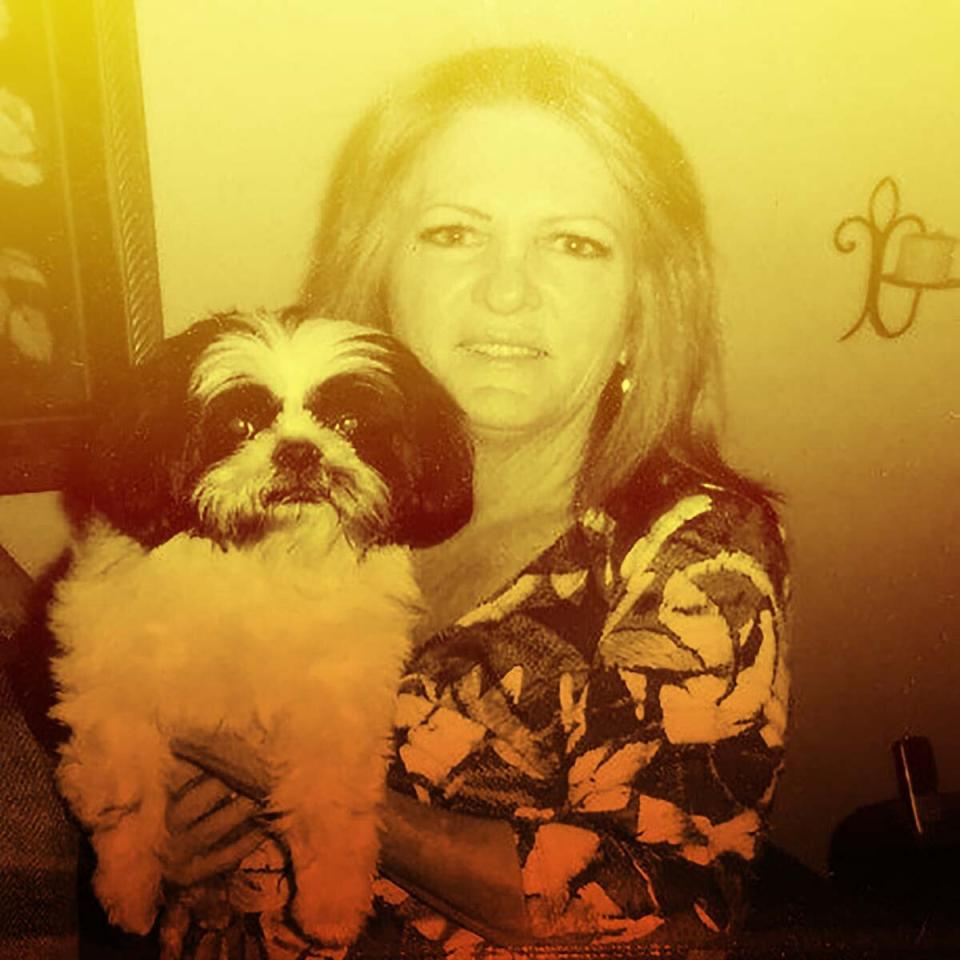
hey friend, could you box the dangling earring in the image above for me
[618,347,633,395]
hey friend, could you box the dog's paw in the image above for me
[97,881,159,936]
[93,849,162,935]
[293,904,368,948]
[291,870,370,947]
[296,916,366,950]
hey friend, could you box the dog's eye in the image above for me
[333,415,358,437]
[227,416,256,439]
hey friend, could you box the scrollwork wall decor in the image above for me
[834,177,960,340]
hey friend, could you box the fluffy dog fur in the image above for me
[48,309,472,945]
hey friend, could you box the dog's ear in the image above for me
[62,314,240,547]
[379,345,474,549]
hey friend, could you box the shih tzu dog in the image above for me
[48,309,472,946]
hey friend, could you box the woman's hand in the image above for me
[156,757,291,960]
[160,758,268,888]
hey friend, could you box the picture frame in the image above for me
[0,0,163,493]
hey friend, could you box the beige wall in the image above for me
[2,0,957,869]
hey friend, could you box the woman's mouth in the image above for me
[461,342,546,359]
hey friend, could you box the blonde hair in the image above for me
[300,43,727,508]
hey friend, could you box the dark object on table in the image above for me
[829,735,960,934]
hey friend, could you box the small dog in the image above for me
[48,309,472,945]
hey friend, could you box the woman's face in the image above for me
[386,104,634,441]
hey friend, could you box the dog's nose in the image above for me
[273,439,323,473]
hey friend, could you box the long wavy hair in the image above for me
[300,44,746,509]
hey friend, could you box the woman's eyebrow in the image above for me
[421,203,491,221]
[540,215,621,236]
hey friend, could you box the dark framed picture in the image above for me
[0,0,162,493]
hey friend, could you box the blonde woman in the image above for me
[117,44,788,958]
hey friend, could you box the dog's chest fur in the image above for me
[50,515,420,748]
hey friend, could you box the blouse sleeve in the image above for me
[519,488,789,943]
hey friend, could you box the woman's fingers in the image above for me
[162,821,268,888]
[166,757,208,796]
[162,758,272,887]
[182,792,262,852]
[167,774,236,833]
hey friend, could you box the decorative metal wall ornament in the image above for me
[834,177,960,341]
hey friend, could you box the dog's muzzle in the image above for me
[263,439,332,506]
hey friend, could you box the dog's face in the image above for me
[188,316,423,547]
[67,310,473,550]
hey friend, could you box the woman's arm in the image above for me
[383,786,723,947]
[165,738,534,942]
[379,787,532,943]
[553,489,789,936]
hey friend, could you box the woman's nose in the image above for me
[473,244,541,314]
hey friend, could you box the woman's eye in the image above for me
[227,416,256,439]
[418,224,483,248]
[548,233,612,260]
[333,415,359,437]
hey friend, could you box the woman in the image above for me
[159,43,789,958]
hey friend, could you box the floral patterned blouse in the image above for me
[348,456,788,958]
[151,456,788,959]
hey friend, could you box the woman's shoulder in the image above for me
[599,450,788,587]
